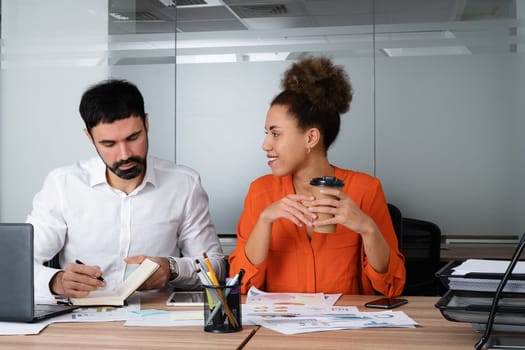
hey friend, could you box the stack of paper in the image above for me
[449,259,525,293]
[243,287,417,335]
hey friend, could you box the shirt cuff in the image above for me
[35,265,62,299]
[171,256,224,290]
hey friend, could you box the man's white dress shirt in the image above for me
[27,156,224,298]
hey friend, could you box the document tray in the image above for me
[435,290,525,332]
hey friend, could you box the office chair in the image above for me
[387,203,403,242]
[400,218,442,296]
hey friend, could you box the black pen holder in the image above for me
[203,283,242,333]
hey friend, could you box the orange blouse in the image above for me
[228,167,406,297]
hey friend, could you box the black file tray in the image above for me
[436,260,525,292]
[435,290,525,333]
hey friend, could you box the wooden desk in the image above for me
[244,295,481,350]
[0,292,254,350]
[440,244,520,262]
[0,294,512,350]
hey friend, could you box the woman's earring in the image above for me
[306,147,311,154]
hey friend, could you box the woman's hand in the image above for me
[259,193,317,227]
[308,188,375,235]
[244,193,317,265]
[308,188,390,273]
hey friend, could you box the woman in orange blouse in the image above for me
[228,57,405,297]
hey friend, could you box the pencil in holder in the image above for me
[203,282,242,333]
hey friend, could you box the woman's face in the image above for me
[262,104,309,177]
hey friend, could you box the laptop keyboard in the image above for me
[34,304,75,318]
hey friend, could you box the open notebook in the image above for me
[0,223,78,323]
[70,258,160,306]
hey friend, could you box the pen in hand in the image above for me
[75,259,105,281]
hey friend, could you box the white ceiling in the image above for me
[103,0,518,64]
[107,0,515,34]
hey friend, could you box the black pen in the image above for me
[75,259,105,281]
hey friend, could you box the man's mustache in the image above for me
[113,157,143,168]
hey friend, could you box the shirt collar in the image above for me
[142,156,157,187]
[88,157,107,187]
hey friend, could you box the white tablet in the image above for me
[166,291,205,306]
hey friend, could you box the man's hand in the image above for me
[50,262,105,298]
[124,255,171,290]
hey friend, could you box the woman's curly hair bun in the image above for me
[281,57,353,115]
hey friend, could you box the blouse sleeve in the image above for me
[359,178,406,297]
[228,183,268,294]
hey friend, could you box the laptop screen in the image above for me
[0,223,36,322]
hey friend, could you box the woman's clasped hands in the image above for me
[261,188,375,236]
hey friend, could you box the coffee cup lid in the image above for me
[310,176,345,187]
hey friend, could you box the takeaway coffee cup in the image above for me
[309,176,345,233]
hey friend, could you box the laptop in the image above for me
[0,223,78,322]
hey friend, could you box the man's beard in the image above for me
[108,156,146,180]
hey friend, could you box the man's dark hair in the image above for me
[79,79,146,133]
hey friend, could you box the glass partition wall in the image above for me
[373,1,523,237]
[1,0,523,239]
[0,0,176,222]
[175,1,376,236]
[175,0,524,238]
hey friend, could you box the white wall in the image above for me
[376,53,518,235]
[176,61,284,235]
[0,1,177,222]
[511,59,525,233]
[517,3,525,236]
[516,55,525,235]
[0,0,109,221]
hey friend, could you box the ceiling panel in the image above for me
[107,0,516,34]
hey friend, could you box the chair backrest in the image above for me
[400,218,442,296]
[387,203,403,243]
